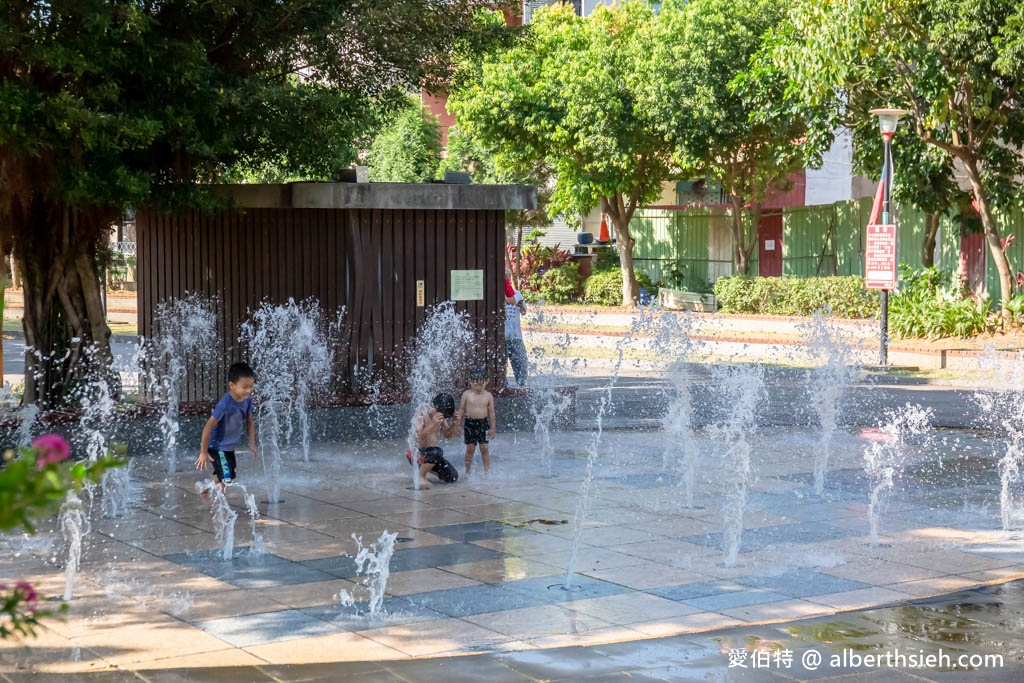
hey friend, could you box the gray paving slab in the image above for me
[402,582,553,618]
[424,520,534,542]
[735,570,872,598]
[299,596,448,630]
[193,608,341,647]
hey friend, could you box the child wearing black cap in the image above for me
[408,392,462,488]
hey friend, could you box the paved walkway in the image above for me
[3,304,1024,680]
[4,581,1022,681]
[2,421,1022,678]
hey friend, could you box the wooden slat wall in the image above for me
[137,207,506,404]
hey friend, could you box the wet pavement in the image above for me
[2,422,1023,678]
[3,581,1022,681]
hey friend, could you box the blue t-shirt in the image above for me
[208,393,253,451]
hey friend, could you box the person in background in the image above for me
[505,277,528,388]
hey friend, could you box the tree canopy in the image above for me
[0,0,511,406]
[639,0,815,275]
[775,0,1024,314]
[368,99,443,183]
[448,1,672,305]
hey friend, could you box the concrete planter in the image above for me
[658,288,716,312]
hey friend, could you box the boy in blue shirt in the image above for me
[195,362,258,490]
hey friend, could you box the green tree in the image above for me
[851,128,965,268]
[368,99,443,183]
[449,2,673,306]
[776,0,1024,319]
[640,0,813,275]
[441,125,554,286]
[0,0,507,407]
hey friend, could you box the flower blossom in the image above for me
[32,434,71,468]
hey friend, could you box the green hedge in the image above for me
[584,268,655,306]
[713,276,879,318]
[528,263,583,304]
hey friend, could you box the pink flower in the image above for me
[13,581,39,613]
[32,434,71,468]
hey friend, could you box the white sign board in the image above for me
[451,270,484,301]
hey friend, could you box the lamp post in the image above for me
[869,107,907,367]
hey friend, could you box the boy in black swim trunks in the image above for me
[195,362,259,491]
[459,369,496,476]
[410,393,461,488]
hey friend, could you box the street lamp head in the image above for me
[869,108,909,134]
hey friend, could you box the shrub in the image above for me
[506,242,573,295]
[529,263,583,304]
[592,247,620,273]
[889,264,991,339]
[584,268,655,306]
[714,276,879,318]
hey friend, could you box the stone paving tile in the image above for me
[357,616,512,657]
[804,586,913,611]
[165,550,336,589]
[822,558,946,585]
[439,557,563,584]
[424,520,535,542]
[563,592,703,625]
[958,539,1024,565]
[681,589,791,612]
[376,507,479,529]
[193,608,341,647]
[384,655,535,683]
[499,574,631,602]
[471,532,581,556]
[681,522,860,553]
[717,597,832,622]
[735,570,872,598]
[531,545,651,573]
[300,595,448,631]
[464,604,615,640]
[178,588,288,622]
[243,631,409,665]
[257,578,358,609]
[648,579,764,602]
[400,583,552,618]
[577,560,711,591]
[453,502,568,523]
[381,568,484,596]
[388,542,507,572]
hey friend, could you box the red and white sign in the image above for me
[865,223,897,290]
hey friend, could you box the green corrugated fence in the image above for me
[631,201,1024,298]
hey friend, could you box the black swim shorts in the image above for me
[418,446,459,483]
[464,417,490,445]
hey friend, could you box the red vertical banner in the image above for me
[865,223,898,290]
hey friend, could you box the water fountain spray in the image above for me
[336,531,398,618]
[973,350,1024,530]
[864,403,932,547]
[405,302,473,489]
[240,298,333,503]
[564,308,655,588]
[708,363,766,568]
[150,294,219,475]
[799,311,860,496]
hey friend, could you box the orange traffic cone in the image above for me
[598,215,610,243]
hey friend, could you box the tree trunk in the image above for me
[962,157,1013,323]
[600,195,640,307]
[922,212,940,268]
[514,221,524,288]
[729,195,751,275]
[15,203,114,408]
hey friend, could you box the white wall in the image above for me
[805,128,860,206]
